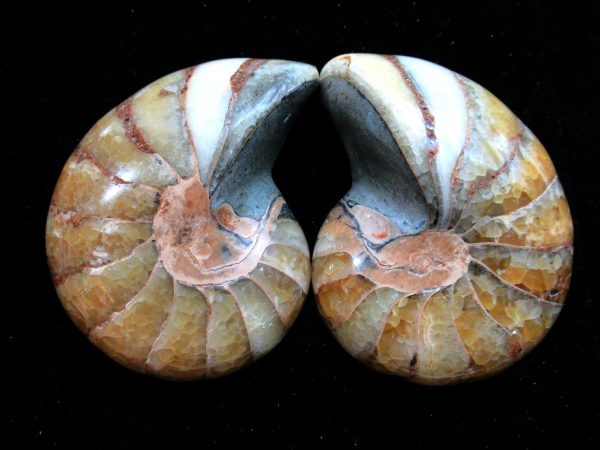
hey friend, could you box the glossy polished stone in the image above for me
[314,54,574,384]
[46,58,318,380]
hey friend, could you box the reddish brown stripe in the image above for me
[384,55,439,163]
[180,66,199,172]
[230,58,267,94]
[116,98,155,154]
[53,268,81,286]
[74,147,129,186]
[446,75,474,230]
[507,335,523,359]
[70,147,162,196]
[206,59,267,184]
[467,129,522,196]
[181,67,195,98]
[340,55,352,80]
[450,76,473,193]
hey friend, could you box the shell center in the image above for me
[152,177,251,285]
[362,230,471,292]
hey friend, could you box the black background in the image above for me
[3,1,599,448]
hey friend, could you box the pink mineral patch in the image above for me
[361,230,471,292]
[152,176,281,286]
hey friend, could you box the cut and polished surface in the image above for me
[46,58,317,379]
[314,53,573,384]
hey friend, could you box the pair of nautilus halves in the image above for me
[46,54,574,385]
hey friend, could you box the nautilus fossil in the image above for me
[46,58,318,379]
[313,54,574,384]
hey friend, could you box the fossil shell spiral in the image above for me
[314,54,574,384]
[46,58,318,379]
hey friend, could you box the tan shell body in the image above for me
[46,58,318,379]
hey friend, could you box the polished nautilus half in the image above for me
[314,54,574,384]
[46,58,317,379]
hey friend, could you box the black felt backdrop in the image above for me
[3,1,599,448]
